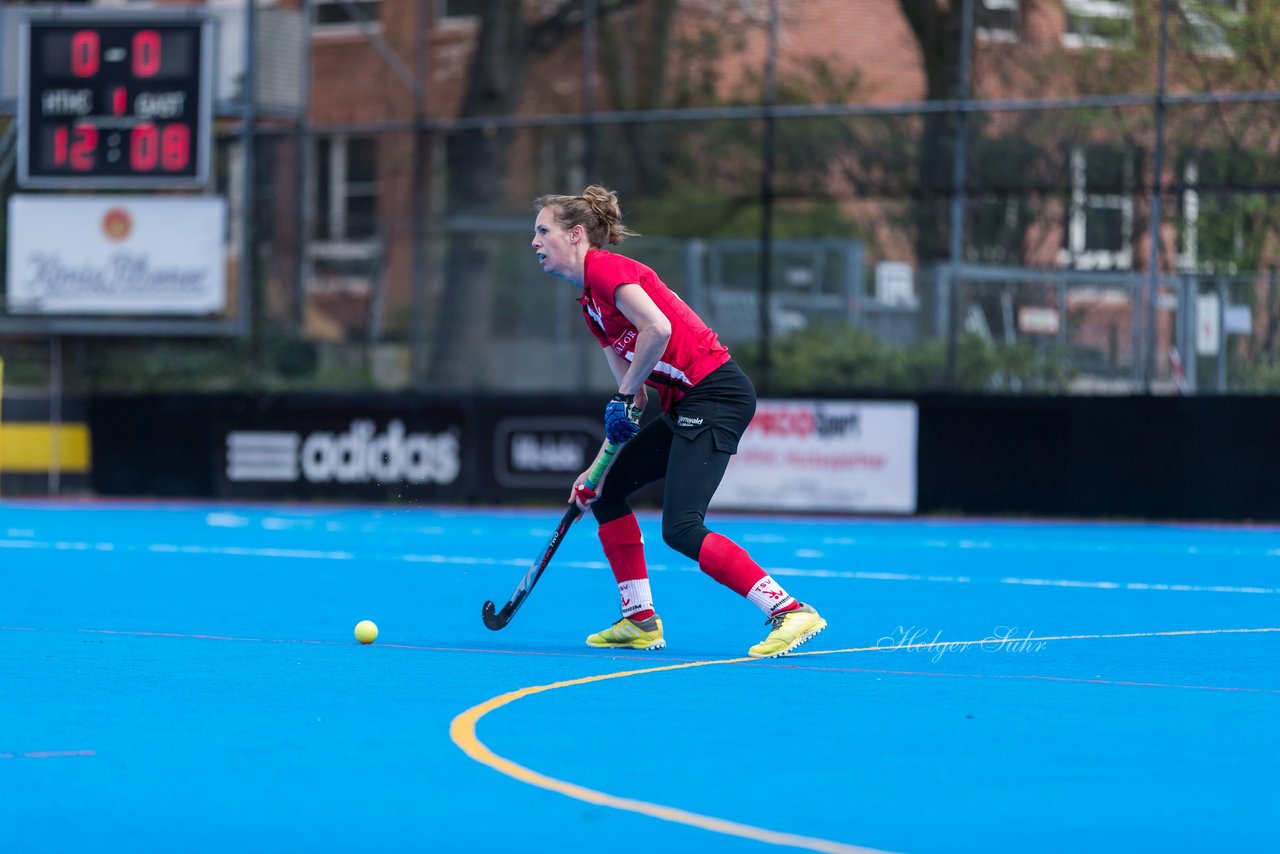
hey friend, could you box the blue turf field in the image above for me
[2,501,1278,853]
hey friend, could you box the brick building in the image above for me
[285,2,1264,351]
[57,0,1231,394]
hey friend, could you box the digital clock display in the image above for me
[19,18,211,188]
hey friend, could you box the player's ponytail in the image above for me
[580,185,638,245]
[534,185,639,247]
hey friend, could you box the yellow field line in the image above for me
[450,656,895,854]
[450,626,1279,852]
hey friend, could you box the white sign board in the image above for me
[1196,293,1220,356]
[711,399,918,514]
[1224,304,1253,336]
[1017,306,1060,336]
[874,262,916,306]
[6,195,226,315]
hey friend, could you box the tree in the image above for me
[428,0,638,386]
[897,0,967,263]
[425,0,861,386]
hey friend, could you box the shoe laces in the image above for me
[764,604,810,629]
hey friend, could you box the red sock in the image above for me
[598,514,654,622]
[697,532,766,595]
[699,533,798,615]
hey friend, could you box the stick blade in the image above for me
[481,600,511,631]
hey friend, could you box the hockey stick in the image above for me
[481,441,620,631]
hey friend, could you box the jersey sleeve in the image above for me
[585,252,639,305]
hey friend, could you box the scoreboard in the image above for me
[18,16,213,189]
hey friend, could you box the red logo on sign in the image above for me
[102,208,132,242]
[753,408,816,437]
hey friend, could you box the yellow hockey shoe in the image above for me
[748,604,827,658]
[586,614,666,650]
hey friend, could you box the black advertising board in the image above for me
[89,394,475,502]
[89,393,660,505]
[216,401,472,502]
[473,397,664,506]
[86,392,1280,519]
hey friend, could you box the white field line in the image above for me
[2,538,1276,594]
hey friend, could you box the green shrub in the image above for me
[731,327,1074,394]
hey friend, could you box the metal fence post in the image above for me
[1216,276,1227,391]
[941,264,956,386]
[1145,0,1172,391]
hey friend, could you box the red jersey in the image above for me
[580,248,730,412]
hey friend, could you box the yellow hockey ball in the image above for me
[354,620,379,644]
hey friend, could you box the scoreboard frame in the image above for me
[16,12,214,190]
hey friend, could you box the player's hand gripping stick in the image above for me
[604,393,642,444]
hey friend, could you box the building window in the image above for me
[976,0,1021,43]
[437,0,482,23]
[1177,151,1261,275]
[1061,0,1135,48]
[965,139,1033,264]
[315,135,378,242]
[1178,0,1246,57]
[310,135,381,294]
[1059,146,1134,271]
[313,0,381,35]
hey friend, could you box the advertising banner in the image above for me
[491,415,603,489]
[6,194,226,314]
[712,399,918,514]
[472,399,663,505]
[216,405,469,501]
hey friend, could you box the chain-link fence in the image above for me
[4,0,1280,396]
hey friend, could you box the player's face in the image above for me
[532,208,580,284]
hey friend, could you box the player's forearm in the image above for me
[619,324,671,396]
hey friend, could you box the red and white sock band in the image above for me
[747,575,796,616]
[618,578,654,619]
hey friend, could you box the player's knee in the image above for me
[661,518,705,561]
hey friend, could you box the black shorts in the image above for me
[592,360,758,555]
[661,359,757,454]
